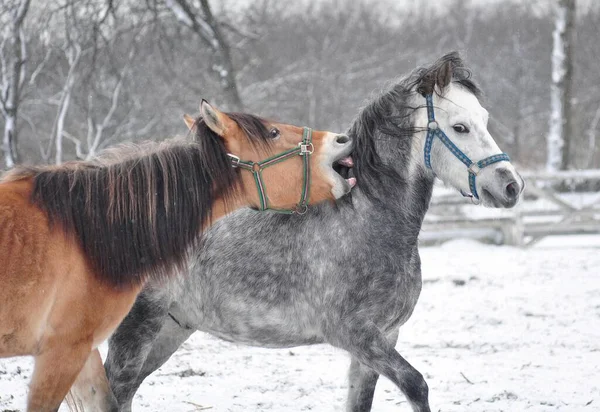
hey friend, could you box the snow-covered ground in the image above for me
[1,237,599,412]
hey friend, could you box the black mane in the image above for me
[5,112,273,289]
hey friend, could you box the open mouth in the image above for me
[333,156,356,189]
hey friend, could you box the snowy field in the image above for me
[1,237,599,412]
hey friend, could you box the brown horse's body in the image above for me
[0,178,141,409]
[0,102,353,411]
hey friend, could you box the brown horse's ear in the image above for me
[200,100,228,136]
[183,113,196,131]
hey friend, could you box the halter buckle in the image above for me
[428,121,439,130]
[468,163,481,176]
[228,153,240,168]
[299,142,314,155]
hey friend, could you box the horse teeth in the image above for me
[346,177,357,188]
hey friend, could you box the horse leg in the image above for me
[103,289,173,411]
[66,348,118,412]
[27,341,91,412]
[116,312,194,411]
[328,321,429,412]
[346,328,400,412]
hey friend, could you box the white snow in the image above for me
[1,238,599,411]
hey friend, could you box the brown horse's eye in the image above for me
[269,128,280,139]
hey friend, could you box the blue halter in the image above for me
[423,94,510,200]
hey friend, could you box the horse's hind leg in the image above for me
[328,321,429,412]
[103,288,172,410]
[346,328,400,412]
[66,349,118,412]
[106,306,194,411]
[27,341,91,412]
[347,357,379,412]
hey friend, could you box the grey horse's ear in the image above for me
[417,57,454,96]
[436,59,453,91]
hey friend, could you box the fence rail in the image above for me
[422,169,600,247]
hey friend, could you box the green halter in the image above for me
[227,127,313,215]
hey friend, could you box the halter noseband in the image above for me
[423,94,510,201]
[228,127,313,215]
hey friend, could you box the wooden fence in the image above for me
[421,169,600,247]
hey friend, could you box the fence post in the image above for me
[502,207,523,246]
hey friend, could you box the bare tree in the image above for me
[52,36,82,164]
[548,0,576,171]
[166,0,243,110]
[0,0,598,172]
[44,0,150,163]
[0,0,30,168]
[50,0,110,163]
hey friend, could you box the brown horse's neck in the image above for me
[205,175,260,228]
[3,171,265,288]
[206,196,245,229]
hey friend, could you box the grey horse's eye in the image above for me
[452,124,469,134]
[269,128,280,139]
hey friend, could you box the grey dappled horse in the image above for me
[100,52,524,412]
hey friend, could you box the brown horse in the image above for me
[0,101,354,412]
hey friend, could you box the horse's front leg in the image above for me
[346,328,400,412]
[328,320,429,412]
[28,340,92,412]
[66,349,118,412]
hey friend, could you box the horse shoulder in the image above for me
[0,179,55,352]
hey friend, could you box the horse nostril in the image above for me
[335,134,350,144]
[505,181,518,200]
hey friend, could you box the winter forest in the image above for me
[0,0,595,171]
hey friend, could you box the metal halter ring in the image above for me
[294,203,308,215]
[468,163,481,176]
[228,153,240,168]
[299,142,314,155]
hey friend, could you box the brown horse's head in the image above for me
[184,101,355,212]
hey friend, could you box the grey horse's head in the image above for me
[349,52,524,208]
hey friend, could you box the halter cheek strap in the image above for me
[424,94,510,200]
[228,127,313,215]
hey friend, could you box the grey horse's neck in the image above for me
[347,86,435,249]
[351,163,434,252]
